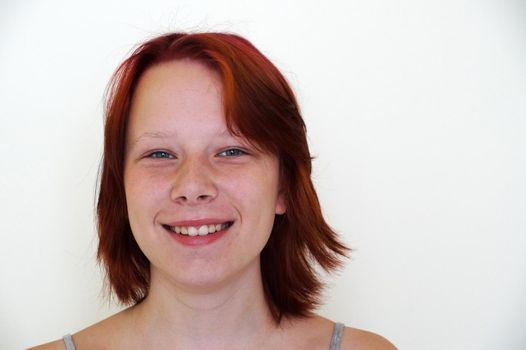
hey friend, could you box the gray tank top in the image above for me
[62,322,345,350]
[62,334,76,350]
[329,322,345,349]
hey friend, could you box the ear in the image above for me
[275,192,287,215]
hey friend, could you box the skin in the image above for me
[28,60,396,350]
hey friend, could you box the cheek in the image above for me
[124,169,170,220]
[222,168,281,212]
[124,172,169,253]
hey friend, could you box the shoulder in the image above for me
[66,309,131,350]
[341,326,397,350]
[27,339,65,350]
[28,308,132,350]
[284,315,396,350]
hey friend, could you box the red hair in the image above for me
[97,32,349,321]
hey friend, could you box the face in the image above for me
[124,60,286,292]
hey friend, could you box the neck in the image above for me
[129,260,279,349]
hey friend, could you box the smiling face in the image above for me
[124,60,286,292]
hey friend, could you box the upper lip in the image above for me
[163,218,233,227]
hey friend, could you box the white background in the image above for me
[1,0,526,349]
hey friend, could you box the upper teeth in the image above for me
[170,223,228,236]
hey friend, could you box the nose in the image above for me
[170,156,218,205]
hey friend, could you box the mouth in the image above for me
[162,221,234,237]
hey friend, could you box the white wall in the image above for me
[1,0,525,349]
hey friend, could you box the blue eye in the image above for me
[148,151,174,159]
[218,148,247,157]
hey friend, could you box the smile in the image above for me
[163,221,233,236]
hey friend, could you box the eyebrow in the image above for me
[130,129,237,146]
[130,131,173,146]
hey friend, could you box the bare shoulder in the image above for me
[284,315,396,350]
[342,327,397,350]
[28,308,131,350]
[27,339,65,350]
[69,308,132,350]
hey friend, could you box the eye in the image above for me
[217,148,247,157]
[147,151,175,159]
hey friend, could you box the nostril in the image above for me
[170,178,217,203]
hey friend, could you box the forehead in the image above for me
[127,60,226,135]
[131,59,223,114]
[126,59,269,155]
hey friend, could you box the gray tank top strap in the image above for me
[62,334,77,350]
[329,322,345,350]
[62,324,345,350]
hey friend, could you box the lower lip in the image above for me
[165,226,230,246]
